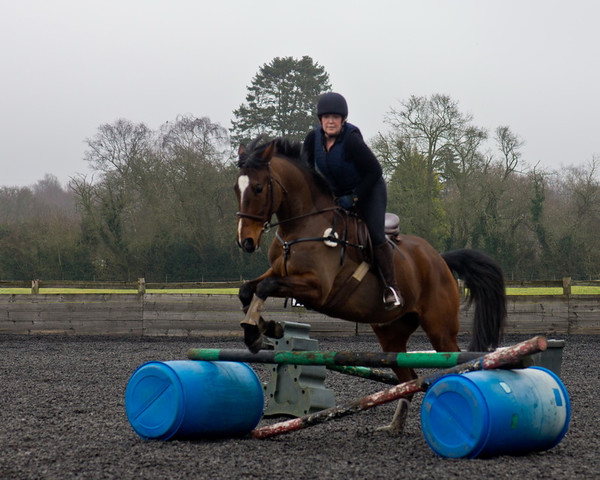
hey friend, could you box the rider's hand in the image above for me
[337,194,357,209]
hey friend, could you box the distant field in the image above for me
[1,287,600,295]
[507,286,600,295]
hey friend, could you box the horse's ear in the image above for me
[238,144,246,157]
[261,141,276,160]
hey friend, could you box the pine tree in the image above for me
[230,56,331,146]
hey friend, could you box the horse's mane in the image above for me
[238,136,332,196]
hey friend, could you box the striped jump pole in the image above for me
[186,348,489,369]
[250,335,547,439]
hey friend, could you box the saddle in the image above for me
[331,211,402,260]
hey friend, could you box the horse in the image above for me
[234,136,506,433]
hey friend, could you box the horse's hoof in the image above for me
[264,320,284,339]
[375,424,404,436]
[241,323,263,353]
[246,337,264,354]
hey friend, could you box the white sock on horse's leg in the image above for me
[240,294,265,326]
[376,398,410,435]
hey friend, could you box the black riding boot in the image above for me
[373,242,404,310]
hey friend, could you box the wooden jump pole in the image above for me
[250,336,547,439]
[186,348,489,369]
[326,365,398,385]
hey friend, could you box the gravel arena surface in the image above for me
[1,333,598,479]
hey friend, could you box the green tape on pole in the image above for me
[395,352,462,368]
[187,348,475,369]
[192,349,221,361]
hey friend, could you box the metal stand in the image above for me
[262,321,336,417]
[529,339,565,376]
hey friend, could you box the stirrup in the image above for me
[383,286,403,310]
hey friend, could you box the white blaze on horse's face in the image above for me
[237,175,250,241]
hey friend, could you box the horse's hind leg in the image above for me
[379,298,460,433]
[419,297,461,353]
[370,314,420,435]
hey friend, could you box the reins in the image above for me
[274,226,365,275]
[266,206,337,231]
[236,163,338,233]
[236,158,367,274]
[273,208,366,275]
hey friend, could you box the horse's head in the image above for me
[234,137,279,253]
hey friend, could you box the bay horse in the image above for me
[234,136,506,433]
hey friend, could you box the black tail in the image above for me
[442,249,506,351]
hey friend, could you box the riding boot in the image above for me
[373,242,404,310]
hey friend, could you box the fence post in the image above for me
[562,277,571,296]
[31,279,39,295]
[137,278,146,295]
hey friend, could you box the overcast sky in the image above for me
[1,0,598,187]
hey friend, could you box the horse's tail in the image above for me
[441,249,506,352]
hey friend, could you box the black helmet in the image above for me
[317,92,348,119]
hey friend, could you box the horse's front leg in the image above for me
[240,273,323,353]
[238,271,268,314]
[238,269,285,352]
[239,293,282,352]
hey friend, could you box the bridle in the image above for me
[236,164,365,272]
[236,165,288,232]
[236,164,340,233]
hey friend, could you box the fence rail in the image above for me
[1,277,599,295]
[1,291,599,337]
[0,279,243,294]
[1,277,599,336]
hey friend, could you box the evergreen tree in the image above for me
[230,56,331,146]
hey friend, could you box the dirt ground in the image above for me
[1,333,598,479]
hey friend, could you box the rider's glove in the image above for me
[337,194,357,209]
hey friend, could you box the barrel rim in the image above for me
[125,361,186,440]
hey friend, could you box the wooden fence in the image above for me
[0,279,242,294]
[3,277,598,295]
[0,290,598,337]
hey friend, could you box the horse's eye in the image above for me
[254,184,264,194]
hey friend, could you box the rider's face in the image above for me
[320,114,343,137]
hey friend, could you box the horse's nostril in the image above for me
[242,238,255,252]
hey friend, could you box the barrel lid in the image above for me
[125,361,185,440]
[421,374,490,458]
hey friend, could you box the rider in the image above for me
[302,92,403,309]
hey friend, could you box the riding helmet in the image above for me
[317,92,348,119]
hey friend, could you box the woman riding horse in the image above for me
[303,92,403,309]
[235,131,506,434]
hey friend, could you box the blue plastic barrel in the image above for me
[420,367,570,458]
[125,360,264,440]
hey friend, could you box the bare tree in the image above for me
[495,126,524,178]
[84,119,153,176]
